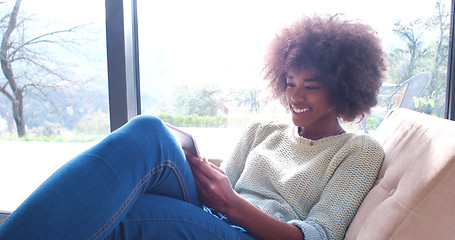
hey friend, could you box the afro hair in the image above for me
[263,14,388,121]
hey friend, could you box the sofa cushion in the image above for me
[345,108,455,240]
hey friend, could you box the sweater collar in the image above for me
[289,124,353,147]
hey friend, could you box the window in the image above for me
[136,0,453,153]
[0,0,108,211]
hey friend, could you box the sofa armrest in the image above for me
[345,108,455,240]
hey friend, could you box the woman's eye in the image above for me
[286,82,295,87]
[305,85,320,90]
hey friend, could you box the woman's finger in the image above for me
[191,165,211,184]
[184,149,201,165]
[186,158,221,181]
[207,162,226,175]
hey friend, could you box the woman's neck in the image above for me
[298,125,345,140]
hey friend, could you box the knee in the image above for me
[115,115,181,150]
[119,115,168,137]
[128,115,164,131]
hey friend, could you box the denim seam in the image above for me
[89,160,191,240]
[163,159,191,202]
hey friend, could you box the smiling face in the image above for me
[285,69,341,139]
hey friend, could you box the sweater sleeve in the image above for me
[289,135,384,240]
[221,121,263,188]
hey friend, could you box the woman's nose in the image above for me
[290,87,306,102]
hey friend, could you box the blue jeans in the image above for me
[0,115,256,240]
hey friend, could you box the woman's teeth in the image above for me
[291,105,310,113]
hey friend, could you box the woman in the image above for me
[0,15,387,240]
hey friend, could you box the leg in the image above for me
[105,194,257,240]
[0,115,200,240]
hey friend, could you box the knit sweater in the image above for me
[220,120,384,240]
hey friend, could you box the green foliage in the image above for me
[171,84,224,116]
[414,96,435,108]
[165,83,267,118]
[28,121,64,136]
[155,113,228,127]
[1,111,110,141]
[387,0,449,117]
[413,91,438,114]
[73,111,110,136]
[227,87,262,113]
[153,112,288,128]
[366,117,383,130]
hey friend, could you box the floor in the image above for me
[0,212,10,226]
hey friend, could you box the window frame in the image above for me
[105,0,141,131]
[446,0,455,120]
[104,0,455,129]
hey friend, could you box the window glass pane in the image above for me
[137,0,450,155]
[0,0,108,211]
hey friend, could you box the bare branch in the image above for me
[0,83,15,102]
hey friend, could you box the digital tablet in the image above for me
[165,123,201,158]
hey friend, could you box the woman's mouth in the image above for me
[291,104,311,113]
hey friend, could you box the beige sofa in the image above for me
[345,108,455,240]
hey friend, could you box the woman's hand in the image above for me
[184,150,303,240]
[184,150,240,214]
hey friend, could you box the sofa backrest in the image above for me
[345,108,455,240]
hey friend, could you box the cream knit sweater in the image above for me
[221,121,384,240]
